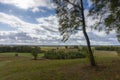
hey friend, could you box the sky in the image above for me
[0,0,120,45]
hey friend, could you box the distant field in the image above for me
[0,50,120,80]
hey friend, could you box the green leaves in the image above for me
[53,0,82,42]
[44,49,86,59]
[90,0,120,42]
[31,47,41,60]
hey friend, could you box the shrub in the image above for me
[65,46,68,49]
[44,49,87,59]
[80,47,89,57]
[15,53,18,57]
[31,47,41,60]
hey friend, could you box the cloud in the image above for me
[87,0,92,7]
[36,15,59,32]
[32,7,40,13]
[0,12,119,45]
[0,12,62,45]
[0,12,37,34]
[0,31,38,44]
[32,7,46,13]
[0,0,53,11]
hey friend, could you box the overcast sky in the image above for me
[0,0,119,45]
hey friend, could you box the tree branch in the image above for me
[66,0,82,10]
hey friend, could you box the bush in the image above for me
[15,53,18,57]
[31,47,41,60]
[44,49,87,59]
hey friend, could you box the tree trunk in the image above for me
[34,55,37,60]
[80,0,96,66]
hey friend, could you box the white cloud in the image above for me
[0,12,119,45]
[84,10,100,28]
[87,0,92,7]
[0,12,62,44]
[32,8,46,13]
[0,0,53,10]
[92,30,107,37]
[32,7,40,13]
[36,15,59,32]
[32,7,46,13]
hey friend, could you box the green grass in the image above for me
[0,52,44,58]
[0,51,120,80]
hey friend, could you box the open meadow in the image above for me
[0,48,120,80]
[0,0,120,80]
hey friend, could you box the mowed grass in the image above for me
[0,51,120,80]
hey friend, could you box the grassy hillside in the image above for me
[0,51,120,80]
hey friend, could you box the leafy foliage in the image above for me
[53,0,96,66]
[31,47,41,60]
[44,49,87,59]
[89,0,120,41]
[53,0,83,41]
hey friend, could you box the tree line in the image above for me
[95,46,120,51]
[0,46,40,53]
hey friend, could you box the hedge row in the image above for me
[44,49,88,59]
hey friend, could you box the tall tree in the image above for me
[53,0,96,66]
[89,0,120,41]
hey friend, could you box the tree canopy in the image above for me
[53,0,84,41]
[53,0,120,42]
[53,0,96,66]
[53,0,120,66]
[89,0,120,41]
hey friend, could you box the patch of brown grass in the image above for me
[0,51,120,80]
[57,58,120,80]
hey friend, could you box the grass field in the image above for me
[0,51,120,80]
[0,53,44,58]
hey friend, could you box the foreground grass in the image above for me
[0,51,120,80]
[0,53,44,58]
